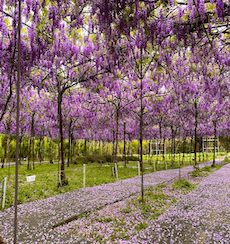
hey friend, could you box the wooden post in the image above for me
[138,161,141,176]
[1,177,7,209]
[83,164,86,187]
[115,163,119,180]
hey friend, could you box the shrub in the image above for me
[71,154,140,164]
[223,156,230,163]
[125,155,139,161]
[172,179,196,191]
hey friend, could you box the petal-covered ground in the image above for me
[130,163,230,243]
[0,161,223,243]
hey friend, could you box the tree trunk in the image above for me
[173,135,176,164]
[32,136,35,170]
[123,122,127,167]
[57,88,67,186]
[27,137,32,170]
[84,139,87,156]
[162,138,166,169]
[49,139,53,164]
[114,108,120,180]
[32,114,35,170]
[190,136,193,165]
[2,135,8,168]
[201,137,205,162]
[198,138,201,162]
[28,113,35,170]
[7,135,11,176]
[171,126,174,166]
[19,135,23,164]
[194,100,198,169]
[67,120,72,167]
[112,130,115,159]
[158,122,163,169]
[139,50,144,204]
[14,1,22,240]
[140,76,144,203]
[182,137,186,167]
[70,132,74,164]
[38,136,43,164]
[212,121,217,167]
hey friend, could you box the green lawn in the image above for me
[0,162,140,209]
[0,152,226,209]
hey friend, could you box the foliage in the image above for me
[223,156,230,163]
[172,179,196,191]
[190,164,223,177]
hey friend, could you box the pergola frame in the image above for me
[149,139,166,156]
[202,137,219,153]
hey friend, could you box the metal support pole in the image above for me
[14,0,22,243]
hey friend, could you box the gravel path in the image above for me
[131,162,230,244]
[0,161,222,243]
